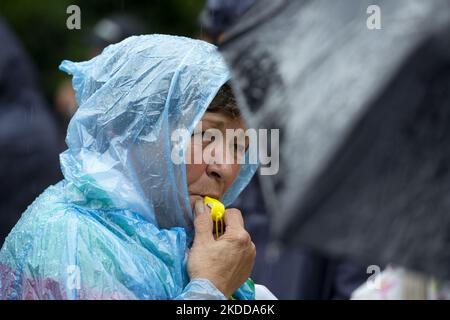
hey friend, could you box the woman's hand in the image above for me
[188,200,256,297]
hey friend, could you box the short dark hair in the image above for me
[207,83,241,119]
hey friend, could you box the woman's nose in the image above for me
[204,143,234,182]
[206,162,233,182]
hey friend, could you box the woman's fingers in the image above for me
[193,200,214,243]
[223,208,244,230]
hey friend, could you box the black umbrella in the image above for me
[220,0,450,280]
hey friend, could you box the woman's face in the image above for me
[185,111,247,210]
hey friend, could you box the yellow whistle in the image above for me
[204,196,225,238]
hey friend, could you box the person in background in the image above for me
[0,18,62,247]
[197,0,256,45]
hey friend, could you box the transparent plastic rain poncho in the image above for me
[0,35,258,299]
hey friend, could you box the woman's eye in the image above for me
[191,131,216,149]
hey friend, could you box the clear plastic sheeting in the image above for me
[0,35,257,299]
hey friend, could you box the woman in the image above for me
[0,35,262,299]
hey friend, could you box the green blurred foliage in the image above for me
[0,0,205,99]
